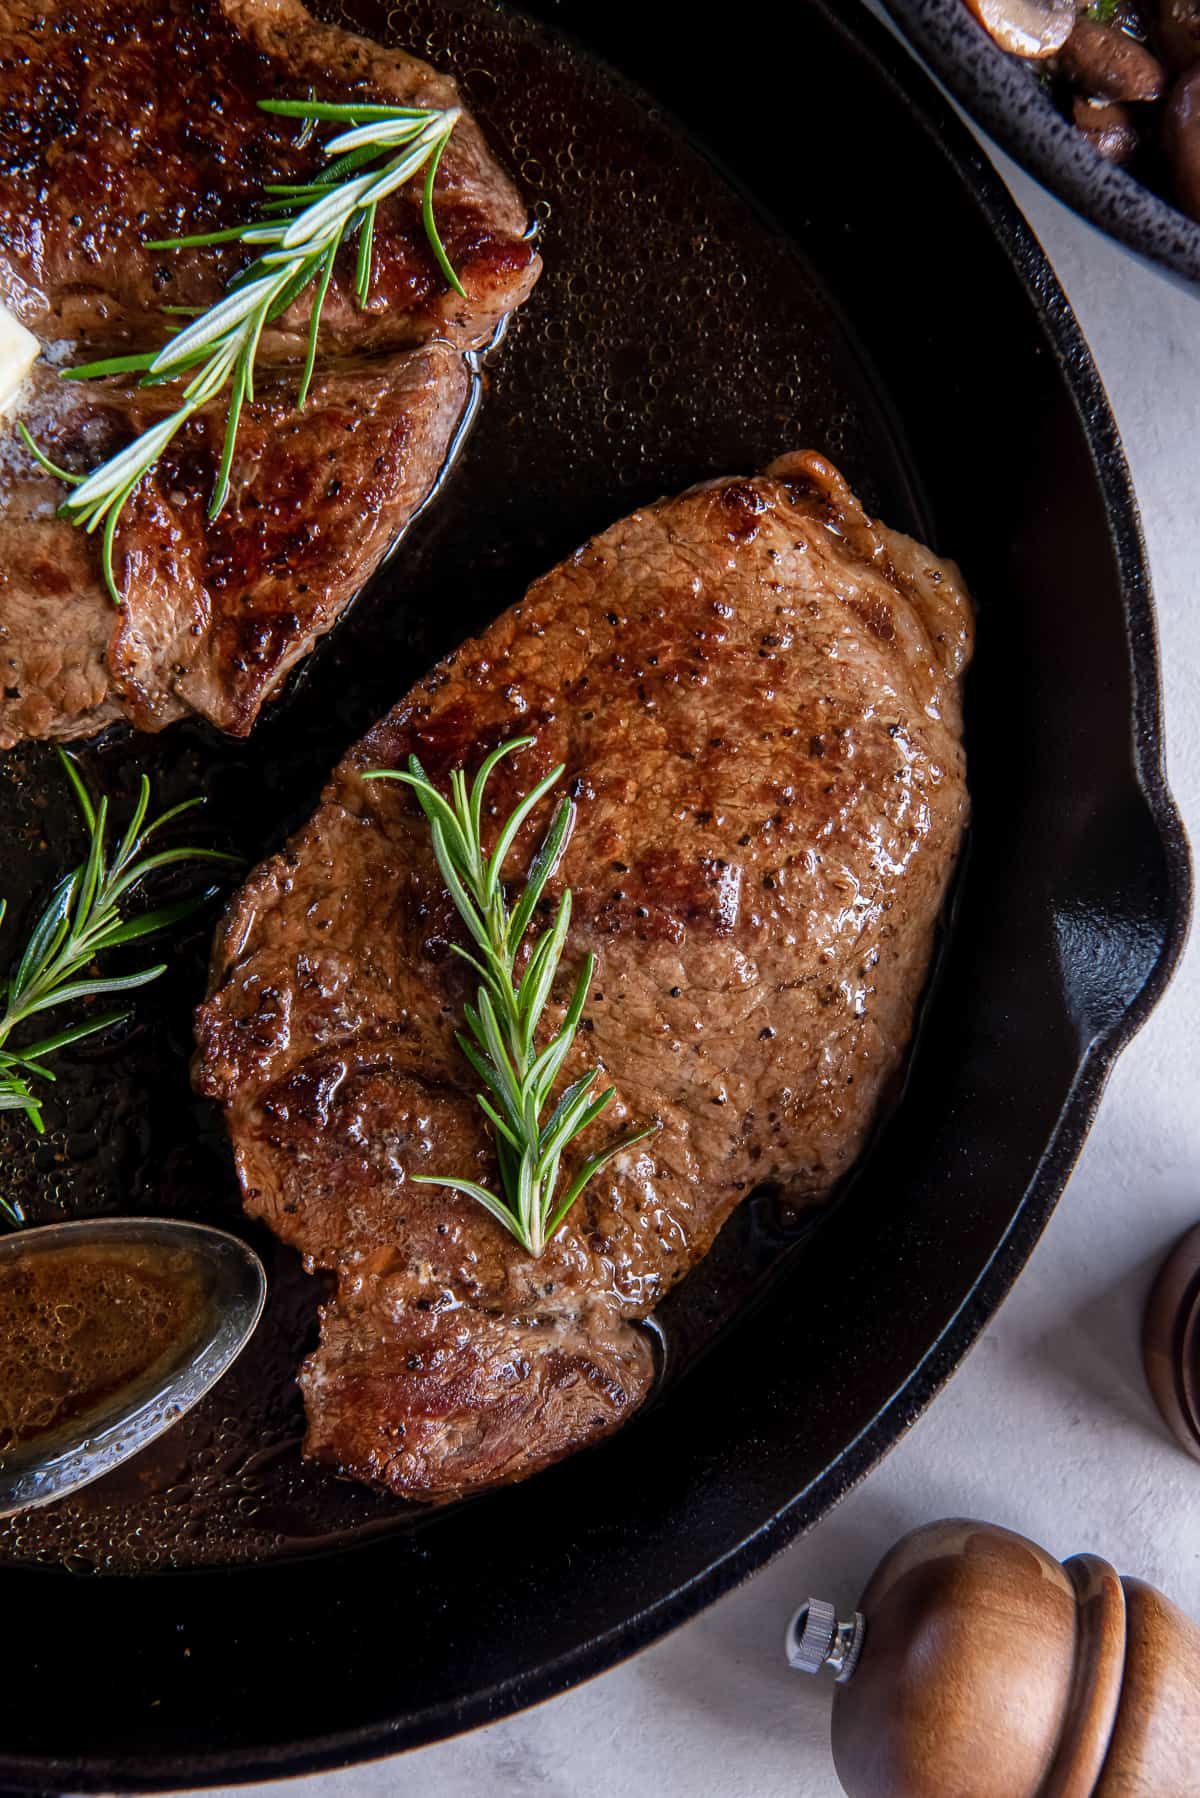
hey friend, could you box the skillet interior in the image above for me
[0,0,1189,1784]
[0,0,933,1575]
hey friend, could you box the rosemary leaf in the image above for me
[363,740,657,1257]
[0,1194,26,1232]
[0,750,240,1178]
[19,97,464,606]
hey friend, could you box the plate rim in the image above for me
[880,0,1200,288]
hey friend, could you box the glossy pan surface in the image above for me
[0,0,1189,1785]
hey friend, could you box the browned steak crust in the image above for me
[194,453,974,1501]
[2,346,471,740]
[0,0,538,353]
[0,0,540,745]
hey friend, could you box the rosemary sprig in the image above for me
[364,739,656,1257]
[0,749,239,1148]
[19,97,463,608]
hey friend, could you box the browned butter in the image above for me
[0,1243,206,1458]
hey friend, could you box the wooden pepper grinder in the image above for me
[1142,1222,1200,1463]
[788,1517,1200,1797]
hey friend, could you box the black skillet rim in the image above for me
[880,0,1200,289]
[1,0,1191,1785]
[258,5,1194,1767]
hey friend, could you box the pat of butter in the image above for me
[0,304,40,418]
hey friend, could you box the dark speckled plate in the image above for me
[882,0,1200,285]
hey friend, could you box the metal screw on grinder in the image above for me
[785,1598,865,1684]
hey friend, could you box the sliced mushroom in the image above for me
[1060,18,1165,101]
[964,0,1076,58]
[1072,94,1140,162]
[1164,63,1200,219]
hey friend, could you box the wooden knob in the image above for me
[788,1518,1200,1797]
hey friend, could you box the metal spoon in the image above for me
[0,1216,266,1518]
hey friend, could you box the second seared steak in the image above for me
[195,453,974,1501]
[0,0,540,747]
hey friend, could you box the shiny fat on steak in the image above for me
[194,452,975,1502]
[0,0,540,746]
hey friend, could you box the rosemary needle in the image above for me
[364,739,657,1257]
[0,750,239,1165]
[19,97,463,607]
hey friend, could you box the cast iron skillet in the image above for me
[0,0,1190,1786]
[882,0,1200,286]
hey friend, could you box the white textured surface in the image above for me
[202,82,1200,1798]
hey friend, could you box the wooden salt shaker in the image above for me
[788,1517,1200,1796]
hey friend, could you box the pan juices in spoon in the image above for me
[1,1243,207,1447]
[0,1219,265,1517]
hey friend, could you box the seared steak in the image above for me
[0,0,540,745]
[195,453,974,1501]
[2,346,471,740]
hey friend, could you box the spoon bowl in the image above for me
[0,1217,266,1518]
